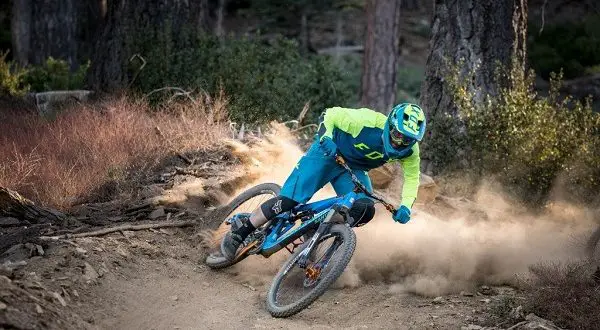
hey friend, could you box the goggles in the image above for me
[389,124,414,148]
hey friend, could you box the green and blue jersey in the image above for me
[318,107,421,208]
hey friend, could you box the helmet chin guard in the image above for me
[382,103,426,156]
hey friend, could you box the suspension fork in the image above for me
[296,191,356,267]
[297,209,336,268]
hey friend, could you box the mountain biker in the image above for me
[220,103,427,260]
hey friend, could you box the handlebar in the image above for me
[334,154,397,215]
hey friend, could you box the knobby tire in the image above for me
[204,183,280,269]
[266,222,356,318]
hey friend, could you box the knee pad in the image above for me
[261,196,298,220]
[348,198,375,227]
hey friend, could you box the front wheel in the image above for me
[266,223,356,318]
[204,183,281,269]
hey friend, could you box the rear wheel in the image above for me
[266,223,356,318]
[204,183,280,269]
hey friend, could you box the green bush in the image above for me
[0,53,89,96]
[523,262,600,330]
[447,58,600,206]
[529,15,600,79]
[133,33,354,123]
[0,51,29,97]
[23,57,89,92]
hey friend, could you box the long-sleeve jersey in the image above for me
[318,107,421,209]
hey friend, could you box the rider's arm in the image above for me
[398,143,421,209]
[319,107,387,140]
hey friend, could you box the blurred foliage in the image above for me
[23,57,89,92]
[0,51,29,97]
[0,52,90,96]
[447,57,600,206]
[243,0,363,25]
[529,14,600,80]
[133,33,354,123]
[337,53,423,106]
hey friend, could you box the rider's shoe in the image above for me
[220,231,244,261]
[220,214,254,261]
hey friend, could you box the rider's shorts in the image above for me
[280,141,373,204]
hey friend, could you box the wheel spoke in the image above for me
[274,234,343,306]
[204,183,280,269]
[267,223,356,317]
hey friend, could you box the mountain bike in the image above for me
[204,154,397,318]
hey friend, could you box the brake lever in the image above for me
[335,154,398,215]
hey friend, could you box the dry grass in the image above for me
[0,93,228,209]
[521,261,600,329]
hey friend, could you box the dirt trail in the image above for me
[2,124,596,330]
[87,230,489,330]
[81,126,600,329]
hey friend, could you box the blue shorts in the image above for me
[280,141,373,203]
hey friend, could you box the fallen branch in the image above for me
[297,101,311,126]
[127,54,146,89]
[0,186,67,225]
[291,123,318,133]
[539,0,548,35]
[506,321,529,330]
[124,200,157,213]
[144,86,198,105]
[40,220,197,240]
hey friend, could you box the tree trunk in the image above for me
[11,0,102,68]
[334,11,344,63]
[215,0,226,39]
[419,0,527,174]
[360,0,402,113]
[299,9,310,56]
[0,187,67,225]
[88,0,215,92]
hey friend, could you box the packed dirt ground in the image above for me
[1,124,598,330]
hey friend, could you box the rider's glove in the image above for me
[319,137,338,157]
[393,205,411,224]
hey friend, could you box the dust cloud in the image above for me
[216,123,597,296]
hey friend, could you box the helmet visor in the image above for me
[389,124,414,148]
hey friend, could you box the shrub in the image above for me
[23,57,89,92]
[0,51,29,97]
[0,94,227,209]
[485,295,519,326]
[529,14,600,79]
[133,33,354,124]
[447,58,600,206]
[0,53,90,96]
[522,261,600,330]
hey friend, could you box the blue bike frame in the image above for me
[237,155,396,259]
[258,191,360,257]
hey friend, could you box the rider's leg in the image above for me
[220,141,344,259]
[330,169,376,226]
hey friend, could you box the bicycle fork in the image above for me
[297,209,336,268]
